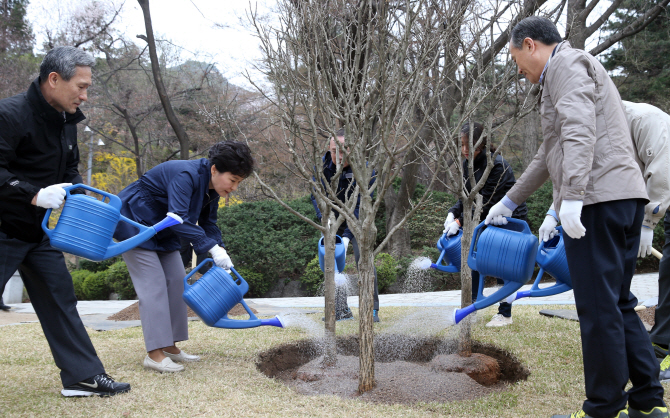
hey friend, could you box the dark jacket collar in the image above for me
[27,77,86,125]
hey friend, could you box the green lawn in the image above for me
[0,305,668,417]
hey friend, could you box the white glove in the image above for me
[342,237,350,258]
[539,215,559,242]
[35,183,72,209]
[559,200,585,239]
[638,226,654,258]
[443,213,454,233]
[485,201,513,225]
[210,245,233,269]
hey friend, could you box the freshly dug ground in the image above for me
[107,301,257,321]
[637,305,656,328]
[257,335,529,405]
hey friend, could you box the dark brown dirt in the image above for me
[107,301,257,321]
[637,305,656,328]
[256,335,529,406]
[430,353,500,386]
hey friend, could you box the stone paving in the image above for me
[1,272,660,327]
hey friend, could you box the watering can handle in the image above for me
[183,257,214,289]
[502,217,532,234]
[41,184,122,237]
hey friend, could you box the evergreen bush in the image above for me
[107,261,136,300]
[300,256,324,296]
[78,257,119,273]
[374,252,398,292]
[82,270,110,300]
[217,195,320,295]
[70,269,92,300]
[233,266,268,298]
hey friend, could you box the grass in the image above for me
[1,305,668,417]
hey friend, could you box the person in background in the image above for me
[443,122,528,327]
[311,129,380,322]
[0,46,130,397]
[619,101,670,385]
[488,16,665,418]
[114,141,254,373]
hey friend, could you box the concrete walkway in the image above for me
[0,272,660,329]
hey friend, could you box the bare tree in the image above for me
[137,0,191,160]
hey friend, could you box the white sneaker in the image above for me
[486,314,512,327]
[143,355,184,373]
[163,349,200,362]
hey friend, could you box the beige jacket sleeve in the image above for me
[624,101,670,228]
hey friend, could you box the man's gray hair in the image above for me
[510,16,563,50]
[39,46,95,82]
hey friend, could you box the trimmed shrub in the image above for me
[217,195,320,294]
[107,261,136,300]
[234,266,267,298]
[374,253,398,292]
[407,190,457,249]
[78,257,119,273]
[82,270,110,300]
[300,256,324,296]
[70,269,92,300]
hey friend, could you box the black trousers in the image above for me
[651,210,670,347]
[564,199,663,417]
[0,231,105,387]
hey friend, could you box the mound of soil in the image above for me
[107,301,257,321]
[637,305,656,328]
[256,335,529,405]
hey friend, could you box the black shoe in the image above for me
[653,343,669,359]
[61,373,131,397]
[321,308,355,322]
[373,309,380,323]
[551,408,628,418]
[0,303,11,311]
[628,406,669,418]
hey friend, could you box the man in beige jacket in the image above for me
[486,16,666,418]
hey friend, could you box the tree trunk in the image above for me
[457,198,477,357]
[322,212,337,367]
[136,0,190,160]
[358,212,377,392]
[521,108,540,173]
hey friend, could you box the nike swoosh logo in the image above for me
[79,381,98,389]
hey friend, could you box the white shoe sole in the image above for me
[61,389,98,397]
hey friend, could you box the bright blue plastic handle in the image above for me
[431,230,461,273]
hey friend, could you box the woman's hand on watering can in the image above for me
[443,213,457,235]
[210,245,233,269]
[559,200,586,239]
[485,201,513,225]
[342,236,350,258]
[539,214,559,242]
[34,183,72,209]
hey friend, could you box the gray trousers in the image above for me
[337,237,379,313]
[651,210,670,346]
[123,248,189,352]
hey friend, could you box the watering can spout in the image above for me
[260,315,285,328]
[104,212,184,259]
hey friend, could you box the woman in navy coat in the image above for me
[114,141,254,373]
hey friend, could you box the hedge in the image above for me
[217,195,320,296]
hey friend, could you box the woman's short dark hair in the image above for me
[510,16,563,50]
[208,141,254,178]
[461,122,496,153]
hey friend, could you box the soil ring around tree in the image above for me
[256,335,529,406]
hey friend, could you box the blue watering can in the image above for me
[431,230,462,273]
[511,226,572,301]
[453,218,538,324]
[182,258,284,329]
[42,184,183,261]
[318,235,346,273]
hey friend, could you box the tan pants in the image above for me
[123,248,189,352]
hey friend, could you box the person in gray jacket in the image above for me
[620,101,670,384]
[486,16,666,418]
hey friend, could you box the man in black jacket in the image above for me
[444,122,528,327]
[311,131,380,322]
[0,46,130,397]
